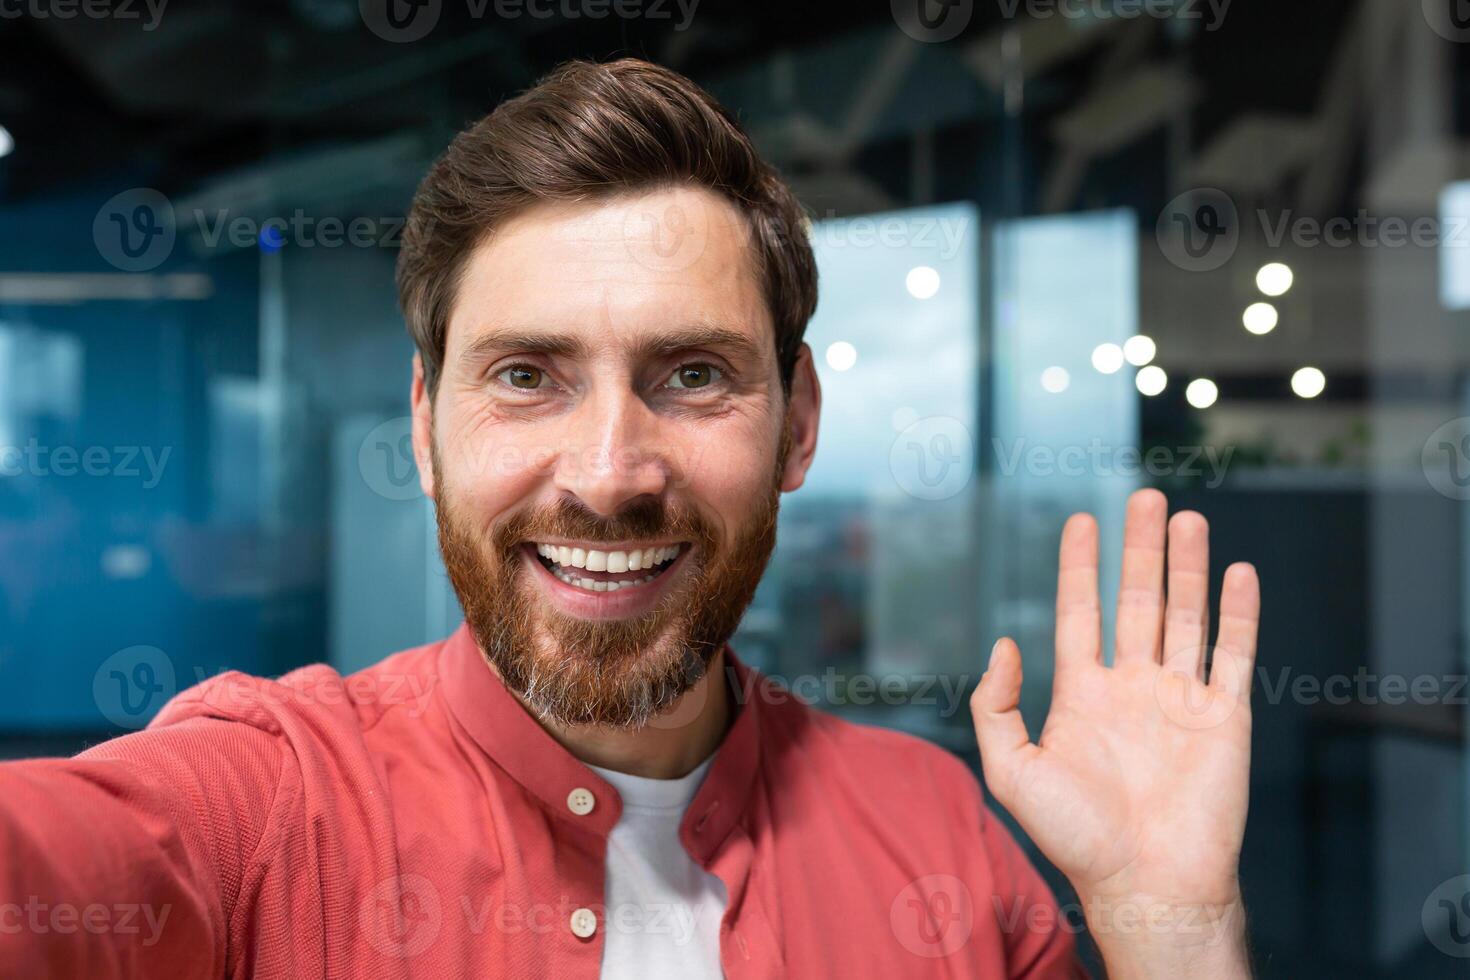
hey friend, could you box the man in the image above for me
[0,59,1259,978]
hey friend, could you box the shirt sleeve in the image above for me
[0,717,284,978]
[978,804,1092,980]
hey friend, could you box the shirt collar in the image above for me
[588,754,714,811]
[439,622,763,852]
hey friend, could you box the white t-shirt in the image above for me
[589,757,729,980]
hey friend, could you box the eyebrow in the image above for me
[458,323,766,366]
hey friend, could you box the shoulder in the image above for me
[753,678,988,825]
[146,637,447,747]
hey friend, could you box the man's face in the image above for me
[411,186,819,728]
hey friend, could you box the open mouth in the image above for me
[529,541,687,594]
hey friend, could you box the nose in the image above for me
[552,388,672,516]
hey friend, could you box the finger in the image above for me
[1211,562,1260,701]
[971,637,1039,806]
[1055,512,1102,675]
[1114,488,1168,664]
[1162,510,1210,681]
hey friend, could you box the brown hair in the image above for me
[397,57,818,398]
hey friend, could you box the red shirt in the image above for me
[0,625,1085,978]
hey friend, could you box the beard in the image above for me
[433,440,784,730]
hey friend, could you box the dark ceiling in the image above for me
[0,0,1403,219]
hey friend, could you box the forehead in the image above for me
[446,185,772,360]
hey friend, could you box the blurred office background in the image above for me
[0,0,1467,974]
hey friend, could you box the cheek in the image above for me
[673,413,782,523]
[436,410,550,520]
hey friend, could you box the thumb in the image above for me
[971,637,1035,805]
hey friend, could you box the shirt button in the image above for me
[569,907,597,939]
[566,787,595,816]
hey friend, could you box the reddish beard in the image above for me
[433,452,783,729]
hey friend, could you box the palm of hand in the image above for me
[973,489,1260,912]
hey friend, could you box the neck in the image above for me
[539,649,732,779]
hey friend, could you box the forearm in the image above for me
[0,759,223,977]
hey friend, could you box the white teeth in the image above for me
[536,543,682,574]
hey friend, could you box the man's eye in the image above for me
[499,365,545,390]
[666,363,722,389]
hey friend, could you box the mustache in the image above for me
[492,496,718,555]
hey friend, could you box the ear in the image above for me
[410,353,437,501]
[779,343,821,493]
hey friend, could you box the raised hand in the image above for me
[971,489,1259,978]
